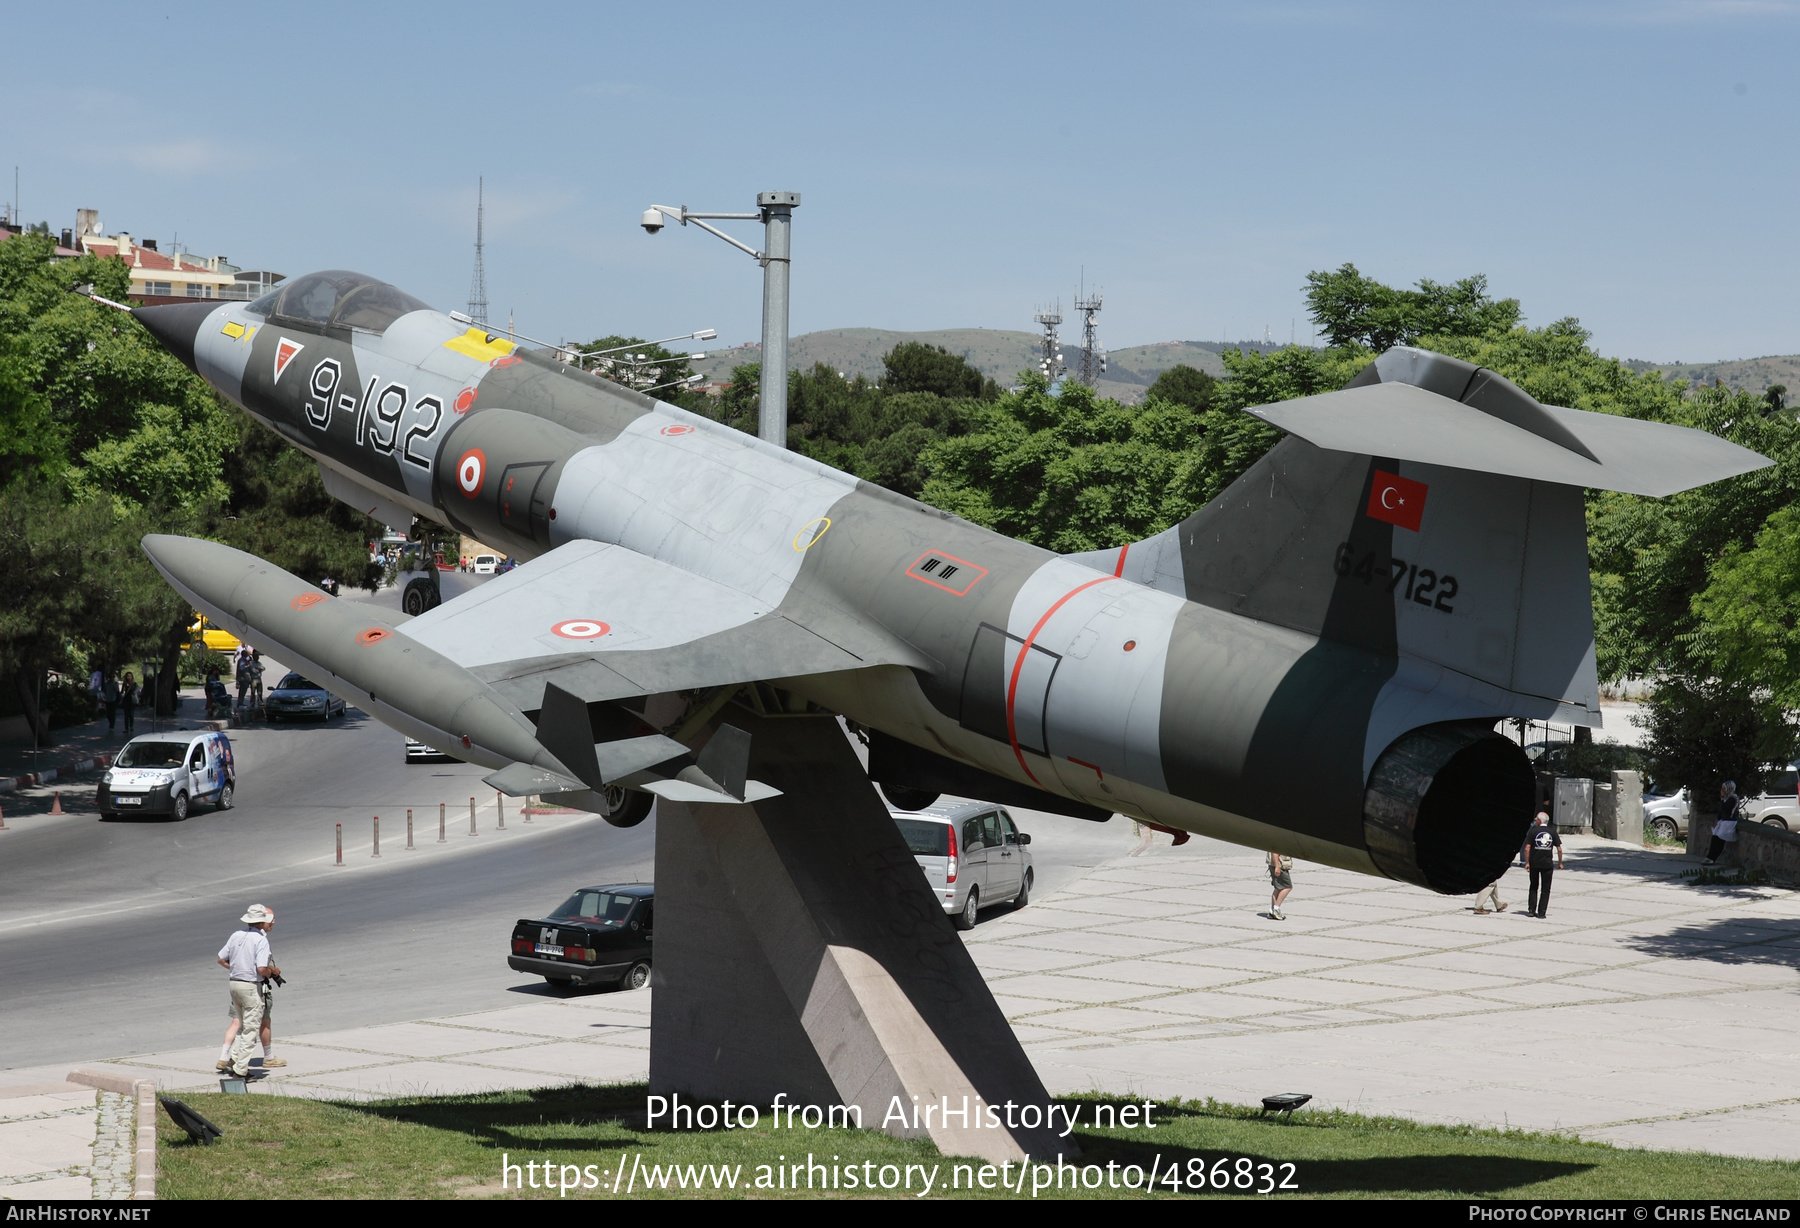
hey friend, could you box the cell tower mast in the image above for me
[1034,301,1065,385]
[467,177,489,327]
[1074,277,1105,387]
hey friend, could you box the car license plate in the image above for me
[534,943,563,956]
[115,796,142,806]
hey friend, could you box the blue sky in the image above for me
[4,1,1796,363]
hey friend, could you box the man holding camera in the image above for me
[217,904,282,1078]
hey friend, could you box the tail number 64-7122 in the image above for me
[1333,542,1457,614]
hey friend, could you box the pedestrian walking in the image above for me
[216,904,282,1076]
[1523,812,1563,917]
[1703,780,1745,866]
[1267,850,1294,920]
[1472,880,1509,915]
[101,673,119,732]
[118,672,138,735]
[87,669,103,719]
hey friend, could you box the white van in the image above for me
[98,730,235,820]
[890,801,1034,931]
[472,554,499,575]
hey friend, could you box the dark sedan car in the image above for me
[508,884,653,989]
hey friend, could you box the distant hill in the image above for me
[1625,354,1800,395]
[693,329,1286,404]
[695,328,1800,405]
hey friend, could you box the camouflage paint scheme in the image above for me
[135,273,1768,895]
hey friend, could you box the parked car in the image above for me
[1643,763,1798,839]
[472,554,499,575]
[1644,789,1689,841]
[890,801,1034,931]
[1744,763,1798,831]
[98,730,235,820]
[266,672,347,723]
[404,737,460,764]
[508,884,654,989]
[186,614,240,653]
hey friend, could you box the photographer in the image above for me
[216,904,283,1077]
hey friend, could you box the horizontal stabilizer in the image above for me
[596,733,687,781]
[641,777,783,804]
[484,762,586,797]
[1246,349,1770,496]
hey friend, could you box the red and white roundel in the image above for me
[456,449,486,499]
[552,619,611,640]
[660,424,695,437]
[453,387,476,413]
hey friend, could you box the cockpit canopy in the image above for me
[248,270,430,335]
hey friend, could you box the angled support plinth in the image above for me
[649,711,1070,1163]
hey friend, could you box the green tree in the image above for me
[1142,364,1217,413]
[577,335,697,396]
[881,343,998,400]
[0,481,186,744]
[0,230,381,722]
[1303,263,1522,351]
[920,376,1207,552]
[1637,675,1797,808]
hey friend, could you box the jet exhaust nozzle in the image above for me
[1363,722,1535,895]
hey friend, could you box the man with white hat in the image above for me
[216,904,281,1078]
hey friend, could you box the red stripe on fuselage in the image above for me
[1004,574,1115,785]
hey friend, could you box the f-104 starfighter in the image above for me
[131,270,1767,894]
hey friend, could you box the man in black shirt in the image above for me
[1522,811,1564,918]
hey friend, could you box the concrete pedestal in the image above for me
[649,711,1070,1162]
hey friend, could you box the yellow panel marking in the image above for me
[443,327,519,363]
[220,321,246,339]
[793,517,832,551]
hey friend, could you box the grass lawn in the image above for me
[155,1084,1800,1199]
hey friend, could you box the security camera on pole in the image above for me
[640,192,799,449]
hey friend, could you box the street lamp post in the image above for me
[641,191,800,448]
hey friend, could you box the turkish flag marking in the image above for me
[1367,469,1427,532]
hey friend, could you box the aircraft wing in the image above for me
[398,538,921,710]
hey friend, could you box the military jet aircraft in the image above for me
[131,270,1767,896]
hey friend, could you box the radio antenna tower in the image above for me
[1074,275,1105,387]
[1034,300,1065,385]
[467,177,489,327]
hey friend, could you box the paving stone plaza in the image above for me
[5,828,1795,1196]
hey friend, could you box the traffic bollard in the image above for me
[497,790,505,830]
[335,823,342,866]
[469,797,477,835]
[438,801,446,843]
[523,794,532,823]
[406,808,414,850]
[0,802,7,829]
[372,815,380,857]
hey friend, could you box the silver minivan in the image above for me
[890,801,1034,931]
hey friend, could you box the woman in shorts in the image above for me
[1267,851,1294,920]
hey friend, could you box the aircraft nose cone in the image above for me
[131,301,219,373]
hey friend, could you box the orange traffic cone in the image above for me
[49,792,64,816]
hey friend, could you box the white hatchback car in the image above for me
[890,801,1034,930]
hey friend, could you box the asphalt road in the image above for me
[0,595,1139,1071]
